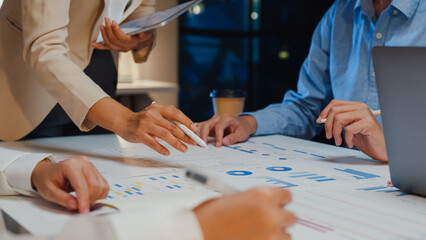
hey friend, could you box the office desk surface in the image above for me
[1,134,426,239]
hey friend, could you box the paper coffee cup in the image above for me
[210,89,246,117]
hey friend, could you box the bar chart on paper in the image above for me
[210,164,354,191]
[223,139,329,161]
[356,185,409,196]
[334,168,380,180]
[106,173,204,200]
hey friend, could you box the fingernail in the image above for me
[316,117,321,123]
[83,208,90,215]
[191,123,197,131]
[163,150,170,156]
[67,199,76,210]
[223,138,230,145]
[215,141,221,147]
[181,145,188,152]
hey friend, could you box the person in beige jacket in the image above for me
[0,0,196,156]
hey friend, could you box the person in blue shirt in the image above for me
[197,0,425,162]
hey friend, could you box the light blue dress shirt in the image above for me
[248,0,426,139]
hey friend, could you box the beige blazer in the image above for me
[0,0,156,141]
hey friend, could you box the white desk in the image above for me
[1,134,426,239]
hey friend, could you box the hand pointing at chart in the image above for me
[317,100,388,162]
[86,99,197,156]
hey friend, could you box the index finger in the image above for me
[160,105,197,132]
[66,169,90,214]
[271,188,292,207]
[317,100,347,123]
[197,120,217,143]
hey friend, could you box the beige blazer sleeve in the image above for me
[21,0,109,132]
[0,0,157,140]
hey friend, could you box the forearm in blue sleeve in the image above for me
[244,3,336,139]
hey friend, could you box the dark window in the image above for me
[179,0,335,122]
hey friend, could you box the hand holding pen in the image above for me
[317,100,387,162]
[186,168,297,240]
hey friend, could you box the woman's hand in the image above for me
[317,100,388,162]
[194,188,296,240]
[31,156,110,214]
[91,18,155,52]
[119,102,197,155]
[86,98,197,156]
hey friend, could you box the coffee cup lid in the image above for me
[210,89,246,98]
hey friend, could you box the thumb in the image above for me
[222,132,243,146]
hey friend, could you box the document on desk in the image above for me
[288,184,426,239]
[1,134,426,239]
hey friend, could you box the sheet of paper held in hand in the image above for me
[96,0,202,43]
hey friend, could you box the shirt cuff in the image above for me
[78,94,109,132]
[106,191,219,240]
[239,111,269,136]
[5,153,56,197]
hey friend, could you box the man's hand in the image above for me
[31,156,110,214]
[196,114,257,147]
[317,99,387,161]
[194,188,296,240]
[91,18,155,52]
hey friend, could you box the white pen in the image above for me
[185,168,237,194]
[173,120,208,148]
[319,109,381,123]
[151,101,208,148]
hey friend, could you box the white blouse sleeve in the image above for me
[109,207,203,240]
[1,209,203,240]
[1,193,216,240]
[0,148,57,196]
[108,192,219,240]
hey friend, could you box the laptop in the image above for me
[372,46,426,196]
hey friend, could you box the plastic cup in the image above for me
[210,89,246,117]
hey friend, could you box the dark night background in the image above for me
[178,0,335,124]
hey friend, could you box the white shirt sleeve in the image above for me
[1,193,218,240]
[1,208,204,240]
[1,215,115,240]
[108,192,219,240]
[0,147,57,196]
[109,207,203,240]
